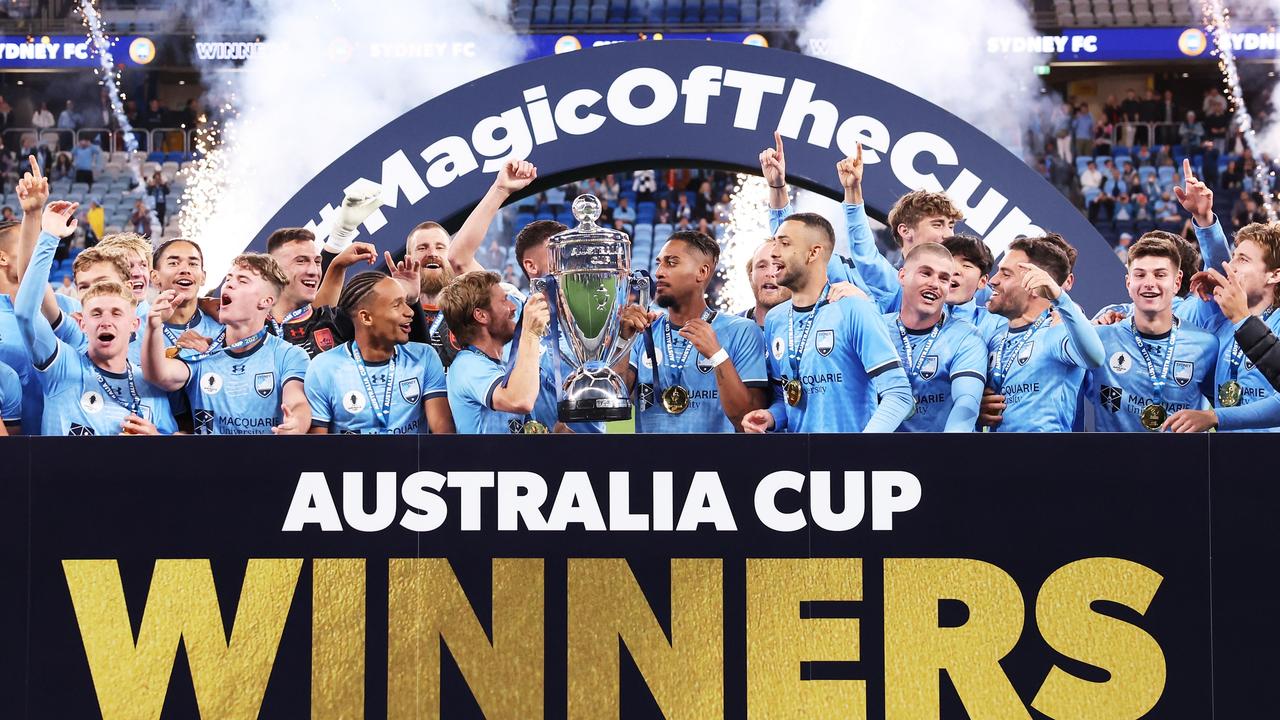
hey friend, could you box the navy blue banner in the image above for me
[1,433,1273,718]
[248,41,1123,312]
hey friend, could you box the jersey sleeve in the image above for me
[50,309,88,350]
[768,203,793,235]
[1194,215,1231,280]
[1049,292,1105,368]
[842,202,901,300]
[280,343,310,385]
[0,364,21,422]
[847,298,903,379]
[422,348,448,399]
[15,230,64,370]
[303,357,334,425]
[949,327,989,384]
[727,320,768,387]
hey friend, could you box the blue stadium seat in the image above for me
[146,152,164,163]
[535,210,555,221]
[1157,166,1175,185]
[1114,155,1132,170]
[532,5,552,23]
[634,223,654,241]
[664,0,683,22]
[741,2,757,21]
[1138,167,1157,184]
[653,223,674,240]
[1074,156,1093,174]
[1083,187,1101,207]
[571,5,589,21]
[1094,155,1112,168]
[551,4,570,22]
[516,212,536,227]
[588,5,606,20]
[164,152,184,163]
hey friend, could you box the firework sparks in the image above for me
[76,0,140,186]
[716,174,774,313]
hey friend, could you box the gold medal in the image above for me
[164,346,181,359]
[1140,403,1167,431]
[661,385,690,414]
[784,379,803,406]
[521,420,548,434]
[1218,380,1243,407]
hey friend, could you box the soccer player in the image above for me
[742,241,792,327]
[741,213,914,433]
[1085,235,1218,432]
[440,270,550,434]
[405,220,459,367]
[265,227,354,356]
[446,160,607,433]
[0,361,21,435]
[306,272,453,434]
[885,243,987,432]
[149,238,222,350]
[940,233,1006,345]
[96,232,154,317]
[980,235,1105,432]
[762,134,963,312]
[15,203,175,435]
[625,231,768,432]
[1161,221,1280,432]
[142,253,310,435]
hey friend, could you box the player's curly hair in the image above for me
[97,232,153,270]
[73,247,131,285]
[80,280,136,307]
[1138,230,1198,296]
[230,253,289,297]
[151,237,204,270]
[887,190,963,247]
[1234,221,1280,303]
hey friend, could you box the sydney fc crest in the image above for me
[815,329,834,357]
[1174,360,1193,387]
[254,372,275,398]
[919,355,939,380]
[399,378,421,404]
[1017,340,1035,365]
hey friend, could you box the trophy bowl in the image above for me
[536,194,651,422]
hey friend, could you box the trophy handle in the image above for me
[605,271,652,368]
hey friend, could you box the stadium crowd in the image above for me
[2,124,1280,436]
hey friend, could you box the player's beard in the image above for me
[419,260,455,298]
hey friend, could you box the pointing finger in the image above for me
[1182,157,1193,182]
[855,142,863,164]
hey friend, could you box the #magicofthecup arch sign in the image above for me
[252,41,1122,311]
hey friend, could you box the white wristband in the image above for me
[707,348,730,368]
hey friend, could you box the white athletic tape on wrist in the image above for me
[708,348,729,368]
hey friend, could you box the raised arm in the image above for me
[14,156,64,326]
[448,160,537,275]
[141,289,193,391]
[837,145,900,297]
[16,209,76,369]
[314,241,376,308]
[1174,158,1229,273]
[1022,264,1105,368]
[490,293,548,414]
[760,131,789,211]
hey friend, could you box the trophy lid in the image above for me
[549,193,630,248]
[572,194,603,226]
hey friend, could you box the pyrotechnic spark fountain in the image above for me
[716,174,774,313]
[76,0,141,186]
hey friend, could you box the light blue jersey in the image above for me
[763,292,914,432]
[36,343,176,435]
[1086,319,1218,432]
[883,313,987,432]
[0,361,20,428]
[184,333,309,435]
[0,294,43,432]
[629,310,768,433]
[986,293,1104,432]
[306,341,447,434]
[950,297,1008,346]
[447,346,534,434]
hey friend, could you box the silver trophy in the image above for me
[534,194,651,422]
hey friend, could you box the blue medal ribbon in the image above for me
[786,283,831,381]
[162,308,206,346]
[1131,317,1179,403]
[179,326,266,363]
[991,309,1052,392]
[269,304,311,336]
[895,314,944,379]
[91,359,142,416]
[663,307,716,390]
[350,341,396,432]
[1228,307,1275,380]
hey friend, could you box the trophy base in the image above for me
[559,364,632,423]
[558,398,632,423]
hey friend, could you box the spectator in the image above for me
[57,100,77,131]
[673,193,693,223]
[694,180,715,221]
[1092,117,1113,157]
[54,275,75,298]
[1156,146,1175,167]
[600,174,620,203]
[31,102,54,131]
[1203,105,1230,154]
[1200,141,1221,188]
[631,169,656,201]
[50,152,73,182]
[146,170,170,227]
[1135,145,1152,167]
[1179,111,1204,156]
[19,133,51,175]
[1203,87,1223,115]
[1052,101,1073,161]
[139,99,166,129]
[1157,90,1179,144]
[0,95,10,133]
[544,184,565,208]
[1154,191,1181,222]
[1080,161,1103,190]
[1113,192,1134,221]
[1072,103,1094,159]
[655,197,671,224]
[1119,89,1141,147]
[177,99,199,129]
[1222,160,1244,192]
[70,136,102,188]
[129,199,152,236]
[1133,193,1152,222]
[714,192,732,225]
[674,215,692,232]
[1,207,14,222]
[613,196,636,224]
[1115,232,1133,262]
[1102,93,1122,126]
[82,200,104,246]
[1138,88,1160,145]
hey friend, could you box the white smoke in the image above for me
[798,0,1049,154]
[183,0,526,288]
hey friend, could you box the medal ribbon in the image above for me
[991,309,1052,392]
[895,315,944,379]
[91,359,142,416]
[1228,307,1275,380]
[663,307,716,391]
[786,283,831,382]
[179,326,264,363]
[1131,317,1179,403]
[350,341,397,431]
[162,308,205,346]
[269,304,311,336]
[428,310,446,342]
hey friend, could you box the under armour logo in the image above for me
[230,363,247,375]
